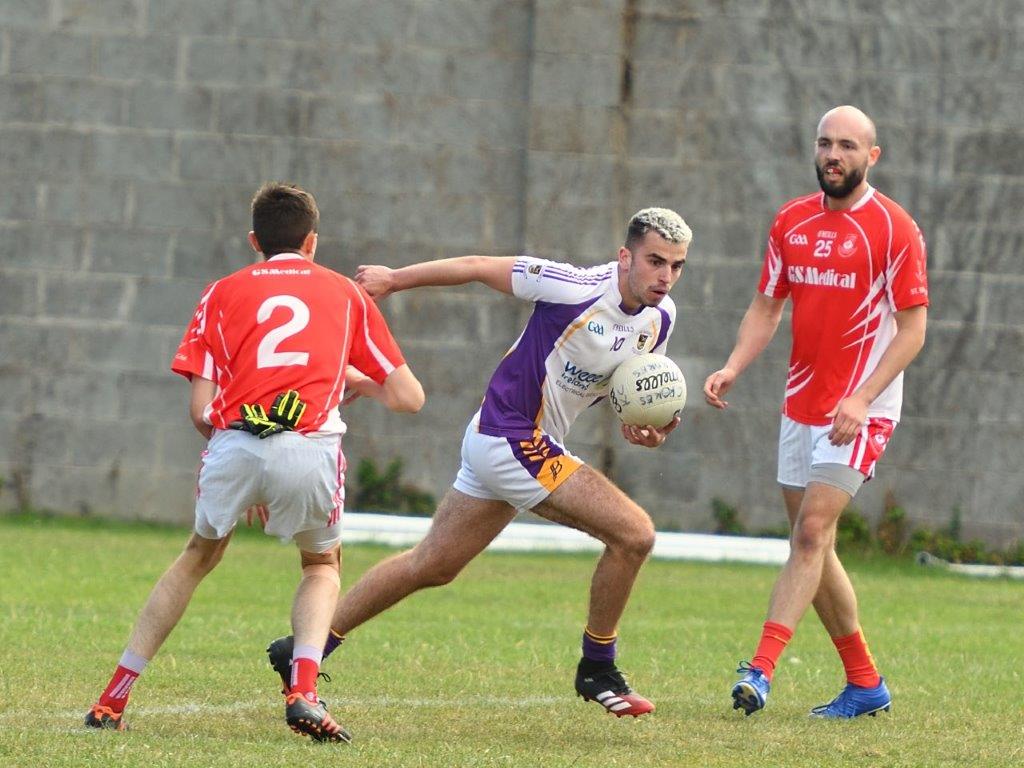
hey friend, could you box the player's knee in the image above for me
[616,516,656,562]
[410,548,464,587]
[791,517,832,554]
[183,535,228,574]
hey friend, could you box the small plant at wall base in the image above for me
[836,506,872,553]
[876,491,909,555]
[702,494,1022,566]
[711,497,746,536]
[353,457,436,518]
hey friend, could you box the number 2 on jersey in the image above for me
[256,295,310,369]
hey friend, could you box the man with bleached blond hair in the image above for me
[267,207,692,718]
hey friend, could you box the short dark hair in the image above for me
[251,183,319,256]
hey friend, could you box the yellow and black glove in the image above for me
[228,390,306,439]
[269,389,306,430]
[229,403,287,439]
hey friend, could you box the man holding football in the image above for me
[704,105,929,718]
[84,183,424,742]
[267,207,690,717]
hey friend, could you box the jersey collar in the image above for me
[266,252,307,262]
[819,184,876,213]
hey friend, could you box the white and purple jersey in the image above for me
[473,256,676,443]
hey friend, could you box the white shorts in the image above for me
[194,429,345,553]
[453,422,583,512]
[777,414,896,495]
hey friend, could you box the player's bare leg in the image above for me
[766,482,849,628]
[533,465,656,717]
[292,546,341,655]
[85,533,232,729]
[534,466,655,637]
[331,490,516,636]
[732,483,847,715]
[286,545,350,743]
[267,491,515,696]
[781,488,889,717]
[782,488,859,637]
[126,532,233,659]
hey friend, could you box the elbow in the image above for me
[190,413,212,439]
[389,383,425,414]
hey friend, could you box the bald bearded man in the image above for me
[704,106,929,718]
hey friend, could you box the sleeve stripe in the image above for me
[356,288,397,376]
[311,300,352,429]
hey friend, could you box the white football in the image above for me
[608,353,687,427]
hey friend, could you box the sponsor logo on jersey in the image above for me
[586,320,604,335]
[613,323,635,333]
[788,233,809,245]
[561,361,607,386]
[838,234,858,257]
[787,265,857,289]
[817,230,838,239]
[251,267,312,276]
[634,333,651,352]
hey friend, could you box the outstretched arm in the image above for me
[356,256,518,298]
[703,292,787,409]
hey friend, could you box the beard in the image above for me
[815,161,865,199]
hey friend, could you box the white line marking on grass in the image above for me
[5,695,585,721]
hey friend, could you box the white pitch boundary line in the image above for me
[4,695,628,721]
[343,512,791,566]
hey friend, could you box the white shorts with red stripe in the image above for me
[194,429,345,553]
[777,414,895,493]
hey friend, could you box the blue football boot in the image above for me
[731,661,770,716]
[810,677,891,718]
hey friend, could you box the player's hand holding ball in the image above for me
[609,353,687,448]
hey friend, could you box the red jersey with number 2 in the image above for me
[758,187,929,426]
[172,253,405,435]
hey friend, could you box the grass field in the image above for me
[1,513,1021,768]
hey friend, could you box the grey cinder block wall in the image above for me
[0,1,1021,542]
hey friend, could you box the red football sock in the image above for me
[97,665,140,712]
[833,629,881,688]
[751,621,794,682]
[290,656,322,703]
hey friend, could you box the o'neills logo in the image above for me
[787,265,856,289]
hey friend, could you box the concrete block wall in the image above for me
[0,0,1021,542]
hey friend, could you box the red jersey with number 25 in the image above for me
[758,186,929,426]
[172,253,405,435]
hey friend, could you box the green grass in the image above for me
[1,513,1021,768]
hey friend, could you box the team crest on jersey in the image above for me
[634,333,650,352]
[838,234,858,258]
[528,264,543,275]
